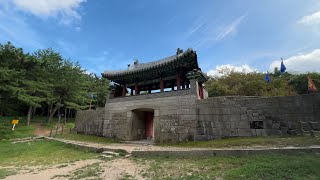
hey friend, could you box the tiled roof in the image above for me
[103,48,196,77]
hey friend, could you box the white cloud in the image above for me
[12,0,86,25]
[269,49,320,73]
[0,8,44,50]
[186,13,247,49]
[207,64,257,77]
[215,14,247,41]
[184,16,207,39]
[298,11,320,25]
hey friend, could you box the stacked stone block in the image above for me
[76,94,320,143]
[75,108,104,136]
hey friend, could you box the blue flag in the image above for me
[280,59,286,73]
[265,73,270,83]
[89,93,94,99]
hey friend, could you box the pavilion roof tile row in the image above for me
[102,48,197,79]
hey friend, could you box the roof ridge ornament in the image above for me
[176,48,183,55]
[134,59,139,65]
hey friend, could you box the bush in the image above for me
[0,118,13,139]
[206,72,296,97]
[0,116,34,139]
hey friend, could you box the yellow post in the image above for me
[11,119,19,131]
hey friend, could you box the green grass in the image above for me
[134,154,320,179]
[0,140,98,166]
[70,162,103,180]
[0,116,35,139]
[159,136,320,148]
[120,174,135,180]
[0,116,76,140]
[55,133,118,144]
[0,169,16,179]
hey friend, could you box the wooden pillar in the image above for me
[176,75,181,90]
[130,88,133,96]
[122,83,126,97]
[198,82,204,99]
[135,84,139,95]
[160,79,164,92]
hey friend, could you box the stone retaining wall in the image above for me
[195,94,320,141]
[76,94,320,143]
[76,108,104,136]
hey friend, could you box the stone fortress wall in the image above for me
[194,94,319,141]
[76,82,320,143]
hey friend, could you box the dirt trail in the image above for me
[4,159,101,180]
[100,158,147,180]
[33,123,51,136]
[3,158,147,180]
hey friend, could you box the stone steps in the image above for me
[102,151,120,156]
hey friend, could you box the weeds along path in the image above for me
[100,158,147,180]
[4,159,101,180]
[4,158,147,180]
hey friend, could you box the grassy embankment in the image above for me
[135,154,320,179]
[0,140,98,178]
[0,116,117,144]
[55,133,118,144]
[0,116,36,139]
[0,116,77,139]
[159,136,320,148]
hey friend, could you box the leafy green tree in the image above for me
[33,49,64,123]
[0,42,24,115]
[205,78,227,97]
[17,54,51,125]
[206,69,296,97]
[87,74,110,108]
[289,73,320,94]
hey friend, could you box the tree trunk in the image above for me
[32,106,37,118]
[64,107,67,124]
[46,103,52,123]
[57,108,61,124]
[68,108,71,118]
[40,106,45,116]
[27,105,32,126]
[48,105,59,123]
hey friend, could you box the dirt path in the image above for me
[100,158,147,180]
[49,137,320,153]
[4,158,147,180]
[4,159,100,180]
[33,123,51,136]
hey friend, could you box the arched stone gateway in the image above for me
[128,108,155,141]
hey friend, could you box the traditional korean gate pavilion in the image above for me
[100,48,208,141]
[76,48,320,143]
[103,48,207,98]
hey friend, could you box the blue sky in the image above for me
[1,0,320,76]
